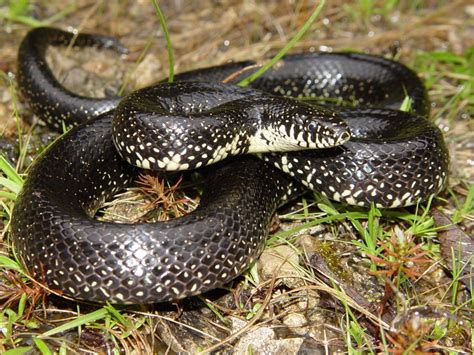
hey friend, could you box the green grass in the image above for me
[343,0,399,27]
[151,0,174,83]
[237,0,326,87]
[0,0,75,27]
[413,46,474,122]
[0,156,22,201]
[344,303,375,354]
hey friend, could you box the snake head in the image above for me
[248,99,351,153]
[302,106,351,148]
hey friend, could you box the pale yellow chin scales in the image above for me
[248,124,350,153]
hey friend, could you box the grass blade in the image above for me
[237,0,326,87]
[0,155,23,185]
[151,0,174,83]
[4,347,32,355]
[39,308,108,338]
[33,338,52,355]
[0,255,23,272]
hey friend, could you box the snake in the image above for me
[11,27,449,303]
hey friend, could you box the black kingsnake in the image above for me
[11,28,449,303]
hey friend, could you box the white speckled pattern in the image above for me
[112,83,350,171]
[12,27,449,303]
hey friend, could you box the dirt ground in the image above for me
[0,0,472,353]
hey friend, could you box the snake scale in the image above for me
[11,27,449,303]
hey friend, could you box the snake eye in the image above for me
[307,121,317,132]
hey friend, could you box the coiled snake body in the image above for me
[11,28,449,303]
